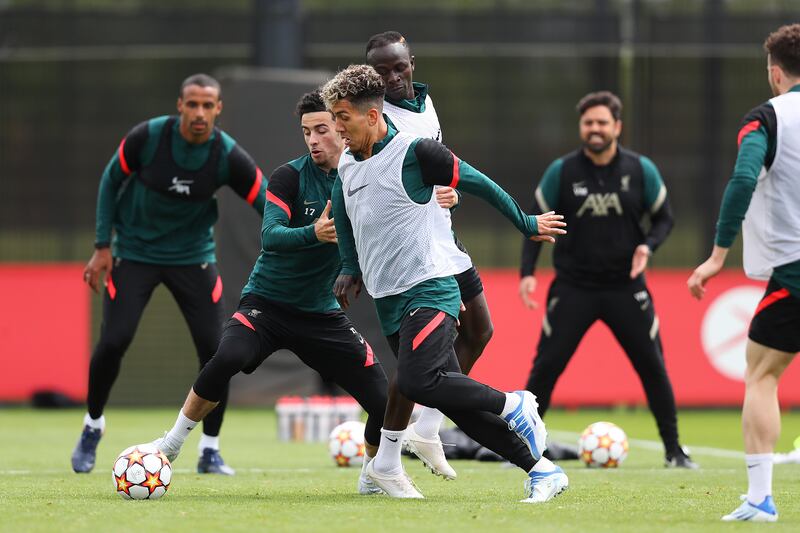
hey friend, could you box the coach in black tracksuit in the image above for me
[519,91,697,468]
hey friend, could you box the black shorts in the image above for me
[226,293,386,382]
[454,267,484,304]
[748,278,800,353]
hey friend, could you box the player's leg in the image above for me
[367,335,423,496]
[600,281,693,467]
[285,311,389,495]
[407,267,491,470]
[154,295,281,463]
[723,280,799,522]
[525,279,598,415]
[395,311,567,502]
[72,259,160,473]
[163,263,231,474]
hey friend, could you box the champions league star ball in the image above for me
[578,421,629,468]
[112,443,172,499]
[328,421,366,467]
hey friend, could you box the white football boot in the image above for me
[521,458,569,503]
[402,422,457,480]
[365,461,424,499]
[358,458,384,495]
[151,433,181,463]
[721,495,778,522]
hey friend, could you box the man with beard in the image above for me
[519,91,697,468]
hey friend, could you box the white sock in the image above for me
[83,413,105,431]
[413,407,444,439]
[529,456,555,474]
[164,410,197,451]
[371,428,404,475]
[198,434,219,452]
[360,451,374,479]
[746,453,773,504]
[500,392,522,418]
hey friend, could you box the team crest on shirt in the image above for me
[247,309,262,318]
[572,181,588,197]
[168,177,193,195]
[620,175,631,192]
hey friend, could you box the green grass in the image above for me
[1,408,799,532]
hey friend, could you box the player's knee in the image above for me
[94,332,135,360]
[397,372,438,405]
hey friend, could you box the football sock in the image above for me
[371,428,404,475]
[745,453,773,504]
[529,456,555,474]
[83,413,105,431]
[165,410,197,450]
[360,451,374,478]
[198,434,220,452]
[500,392,522,418]
[413,407,444,439]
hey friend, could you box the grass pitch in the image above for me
[1,407,799,532]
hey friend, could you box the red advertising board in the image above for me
[470,269,800,407]
[0,264,89,401]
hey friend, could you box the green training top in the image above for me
[714,85,800,297]
[95,115,267,265]
[242,154,340,313]
[332,118,538,335]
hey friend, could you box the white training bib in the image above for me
[742,91,800,280]
[339,131,466,298]
[383,96,473,273]
[383,95,443,142]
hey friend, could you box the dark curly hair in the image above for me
[764,24,800,77]
[295,90,328,117]
[576,91,623,121]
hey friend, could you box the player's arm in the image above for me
[407,139,566,240]
[631,156,675,278]
[225,144,267,214]
[85,122,147,292]
[519,159,562,308]
[688,104,774,299]
[331,175,362,309]
[261,165,326,251]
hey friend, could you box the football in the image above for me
[328,420,366,467]
[578,421,629,468]
[112,443,172,499]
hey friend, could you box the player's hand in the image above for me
[629,244,651,279]
[314,201,337,244]
[530,212,566,243]
[687,245,729,300]
[334,273,363,309]
[83,247,113,294]
[519,275,538,309]
[436,187,459,209]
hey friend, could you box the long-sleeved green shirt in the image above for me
[332,119,539,335]
[242,154,341,313]
[95,115,266,265]
[714,85,800,297]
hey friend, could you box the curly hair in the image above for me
[320,64,385,112]
[576,91,623,121]
[765,24,800,77]
[295,90,327,117]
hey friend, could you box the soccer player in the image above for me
[364,31,493,479]
[323,64,569,503]
[72,74,267,475]
[153,91,391,496]
[519,91,697,469]
[688,24,800,523]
